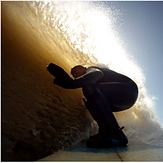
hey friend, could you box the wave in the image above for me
[8,1,163,147]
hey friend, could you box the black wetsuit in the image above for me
[81,66,138,135]
[47,63,138,139]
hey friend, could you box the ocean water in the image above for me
[30,1,163,146]
[2,1,163,151]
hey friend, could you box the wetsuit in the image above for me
[47,63,138,147]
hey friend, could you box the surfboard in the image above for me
[39,142,163,161]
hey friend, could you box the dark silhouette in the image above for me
[47,63,138,148]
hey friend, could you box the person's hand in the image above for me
[47,63,73,88]
[47,63,69,78]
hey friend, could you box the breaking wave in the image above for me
[27,1,163,146]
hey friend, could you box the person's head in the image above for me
[71,65,86,78]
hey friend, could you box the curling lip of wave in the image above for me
[31,1,163,146]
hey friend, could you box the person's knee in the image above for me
[82,85,96,98]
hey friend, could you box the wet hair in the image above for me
[71,65,85,75]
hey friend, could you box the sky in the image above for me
[103,1,163,125]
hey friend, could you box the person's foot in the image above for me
[111,126,128,146]
[86,127,128,148]
[86,133,112,148]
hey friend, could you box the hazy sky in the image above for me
[104,1,163,125]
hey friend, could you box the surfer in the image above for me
[47,63,138,148]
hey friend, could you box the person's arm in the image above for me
[54,67,104,89]
[66,67,104,88]
[47,63,104,89]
